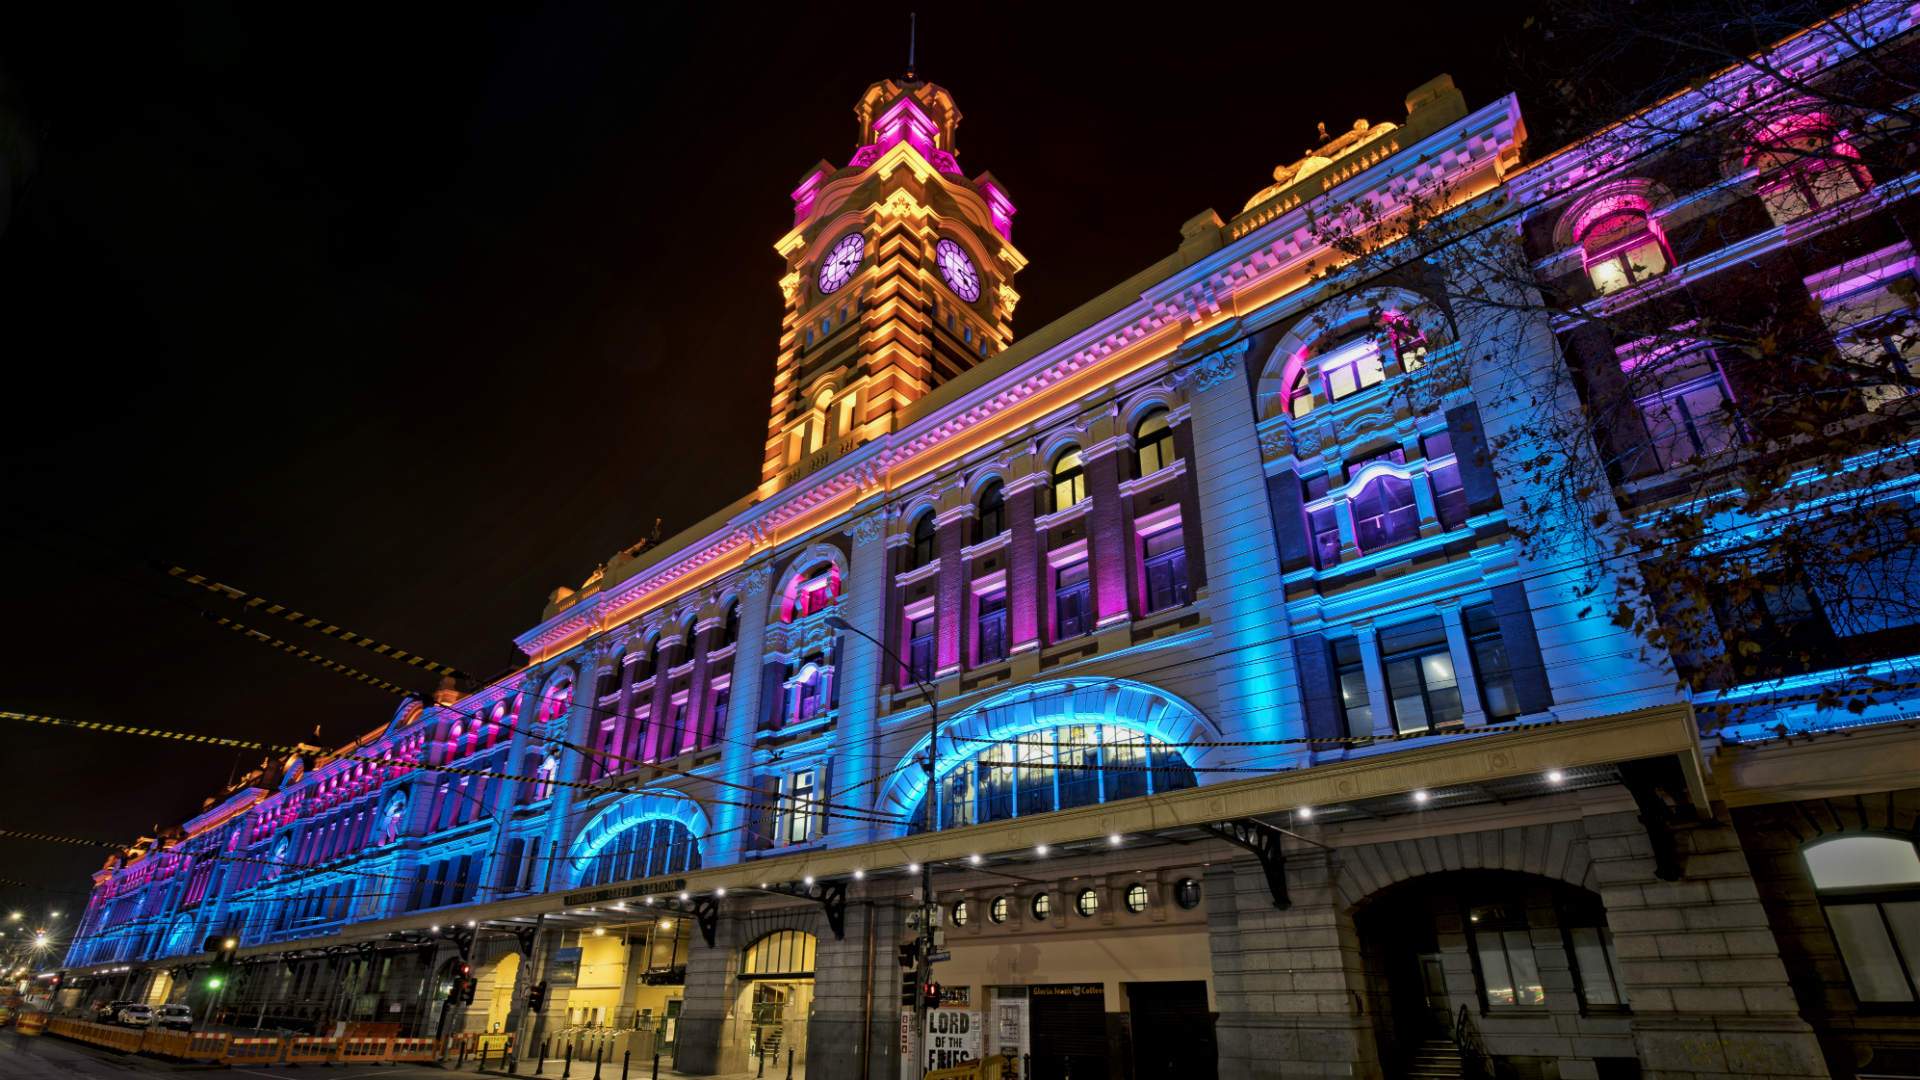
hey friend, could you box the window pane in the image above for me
[1326,364,1358,400]
[1828,904,1915,1002]
[1570,927,1620,1006]
[1505,931,1545,1005]
[1885,901,1920,993]
[1805,837,1920,889]
[1477,938,1516,1007]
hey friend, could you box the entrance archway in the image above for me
[485,952,521,1033]
[733,930,817,1075]
[1353,870,1629,1077]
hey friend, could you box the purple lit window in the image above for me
[1309,506,1342,569]
[1054,563,1091,639]
[1580,208,1670,295]
[1349,474,1419,553]
[1141,529,1189,613]
[906,617,936,685]
[1637,373,1741,469]
[976,591,1008,666]
[1430,462,1468,531]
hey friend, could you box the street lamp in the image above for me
[823,613,943,1049]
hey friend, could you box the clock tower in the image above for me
[763,76,1026,493]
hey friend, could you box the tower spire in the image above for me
[906,12,917,80]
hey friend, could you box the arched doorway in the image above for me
[1354,870,1631,1078]
[732,930,817,1074]
[485,952,520,1033]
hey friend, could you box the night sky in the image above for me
[0,3,1530,921]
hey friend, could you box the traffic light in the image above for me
[921,981,942,1011]
[461,976,478,1006]
[897,943,917,969]
[202,935,238,992]
[525,980,547,1012]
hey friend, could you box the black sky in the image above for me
[0,3,1528,918]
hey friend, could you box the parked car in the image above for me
[95,999,133,1021]
[115,1003,153,1026]
[154,1003,192,1031]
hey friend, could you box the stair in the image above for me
[1406,1037,1465,1079]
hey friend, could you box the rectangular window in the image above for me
[1105,727,1149,801]
[1321,339,1386,401]
[976,590,1008,665]
[1141,528,1190,613]
[709,683,731,741]
[1381,618,1463,732]
[1429,462,1468,531]
[979,760,1013,823]
[907,615,936,684]
[1333,637,1372,733]
[1055,562,1091,639]
[1058,724,1100,809]
[1463,603,1521,721]
[1309,505,1342,569]
[782,769,819,846]
[1827,901,1920,1002]
[941,764,977,829]
[1471,902,1546,1007]
[1016,733,1055,817]
[1569,926,1629,1008]
[1637,365,1742,469]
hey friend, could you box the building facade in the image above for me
[60,7,1920,1079]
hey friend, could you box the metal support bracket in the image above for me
[767,880,851,939]
[1202,817,1290,909]
[691,896,719,948]
[513,925,539,959]
[1619,758,1694,882]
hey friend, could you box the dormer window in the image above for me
[1579,205,1670,295]
[1750,115,1872,225]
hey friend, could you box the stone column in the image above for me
[836,511,891,845]
[809,897,907,1080]
[933,506,969,677]
[1206,848,1379,1079]
[1436,598,1487,728]
[1004,473,1046,656]
[712,564,774,861]
[1171,408,1211,595]
[672,915,742,1075]
[1083,438,1133,630]
[1353,622,1394,739]
[1180,340,1306,765]
[1582,806,1829,1079]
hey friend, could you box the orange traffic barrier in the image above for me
[186,1031,232,1060]
[283,1035,340,1064]
[140,1028,192,1057]
[14,1011,46,1035]
[339,1036,391,1064]
[388,1036,441,1063]
[223,1036,283,1065]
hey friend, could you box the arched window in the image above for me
[574,816,701,888]
[1317,333,1387,402]
[1805,836,1920,1003]
[911,724,1197,832]
[1286,366,1317,419]
[910,510,937,569]
[976,480,1006,542]
[644,637,662,680]
[781,562,841,622]
[1749,115,1872,225]
[1577,202,1671,295]
[789,657,831,725]
[538,679,574,724]
[681,617,698,658]
[1134,408,1175,478]
[1349,472,1419,553]
[1050,447,1086,511]
[722,600,740,646]
[741,930,817,978]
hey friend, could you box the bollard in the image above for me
[563,1043,573,1079]
[622,1049,630,1080]
[481,1044,491,1071]
[1024,1053,1031,1078]
[593,1044,603,1080]
[786,1047,793,1079]
[459,1041,469,1069]
[756,1046,766,1077]
[651,1052,659,1080]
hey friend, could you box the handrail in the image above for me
[1452,1004,1496,1080]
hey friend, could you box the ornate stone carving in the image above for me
[741,565,776,598]
[1177,339,1251,393]
[849,513,887,548]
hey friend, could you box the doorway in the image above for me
[1029,984,1106,1080]
[1127,981,1215,1080]
[732,929,818,1075]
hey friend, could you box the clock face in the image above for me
[817,232,865,294]
[935,238,980,302]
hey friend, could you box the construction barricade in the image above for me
[139,1028,192,1058]
[185,1030,233,1061]
[283,1035,340,1064]
[388,1036,441,1063]
[339,1035,392,1064]
[14,1011,46,1035]
[222,1035,284,1066]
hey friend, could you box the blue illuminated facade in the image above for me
[62,13,1920,1080]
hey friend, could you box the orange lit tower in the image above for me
[764,76,1025,493]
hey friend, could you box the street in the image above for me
[0,1029,794,1080]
